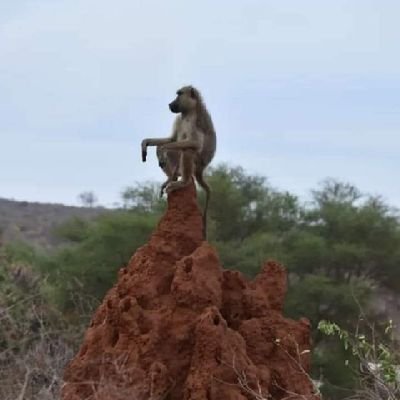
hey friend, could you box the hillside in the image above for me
[0,198,106,249]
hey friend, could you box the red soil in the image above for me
[62,183,319,400]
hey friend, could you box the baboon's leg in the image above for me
[160,140,199,152]
[195,165,211,240]
[160,172,179,198]
[160,158,179,198]
[166,150,195,193]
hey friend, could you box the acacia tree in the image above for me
[78,191,98,208]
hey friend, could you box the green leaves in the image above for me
[9,163,398,399]
[206,164,300,241]
[285,275,370,329]
[318,320,399,390]
[39,211,157,309]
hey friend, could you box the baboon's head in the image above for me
[169,86,199,114]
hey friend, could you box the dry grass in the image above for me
[0,260,90,400]
[0,334,74,400]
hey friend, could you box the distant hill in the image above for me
[0,198,107,249]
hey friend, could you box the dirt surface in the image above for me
[62,182,319,400]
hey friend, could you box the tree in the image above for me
[206,164,300,241]
[78,191,98,208]
[39,211,157,309]
[299,179,400,287]
[121,183,165,213]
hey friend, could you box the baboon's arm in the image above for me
[141,120,179,162]
[141,137,175,162]
[142,137,173,146]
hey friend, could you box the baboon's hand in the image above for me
[141,140,148,162]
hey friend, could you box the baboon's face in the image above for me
[169,87,197,114]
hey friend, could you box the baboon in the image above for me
[141,85,216,238]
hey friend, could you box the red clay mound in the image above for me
[62,183,319,400]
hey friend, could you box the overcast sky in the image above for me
[1,0,399,207]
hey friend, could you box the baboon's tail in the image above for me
[195,166,210,240]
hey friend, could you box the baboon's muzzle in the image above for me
[169,101,180,113]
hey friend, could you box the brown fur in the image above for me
[141,86,216,238]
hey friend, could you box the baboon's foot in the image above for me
[166,181,189,194]
[160,179,171,198]
[159,185,166,198]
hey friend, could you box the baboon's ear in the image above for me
[190,87,196,98]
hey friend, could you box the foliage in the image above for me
[78,191,98,208]
[303,180,400,289]
[0,246,87,399]
[53,216,91,243]
[285,275,370,330]
[5,163,400,399]
[0,246,57,353]
[206,164,300,241]
[215,232,284,277]
[121,182,166,213]
[3,239,40,265]
[318,320,399,400]
[38,211,157,309]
